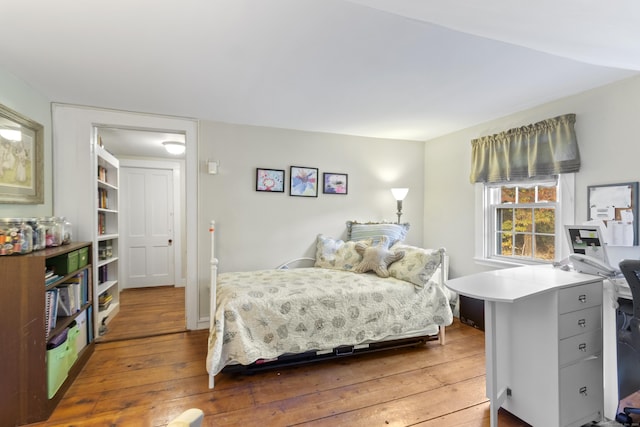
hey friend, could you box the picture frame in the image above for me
[323,172,348,194]
[0,103,44,204]
[290,166,318,197]
[256,168,285,192]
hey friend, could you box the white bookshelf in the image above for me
[95,144,120,331]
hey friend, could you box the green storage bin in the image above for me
[47,338,70,399]
[66,325,80,368]
[48,250,79,275]
[77,247,89,268]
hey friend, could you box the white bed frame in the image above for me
[208,220,448,389]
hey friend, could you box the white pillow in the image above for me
[346,221,409,247]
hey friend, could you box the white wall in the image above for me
[425,74,640,279]
[0,68,52,217]
[197,120,425,317]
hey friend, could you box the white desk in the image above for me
[447,265,604,427]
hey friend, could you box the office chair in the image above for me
[616,260,640,426]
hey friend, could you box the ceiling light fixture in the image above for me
[162,140,185,155]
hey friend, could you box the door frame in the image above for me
[52,103,199,330]
[120,158,184,288]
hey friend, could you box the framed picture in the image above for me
[256,168,285,192]
[323,172,348,194]
[0,103,44,204]
[290,166,318,197]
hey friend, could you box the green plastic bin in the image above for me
[48,251,79,275]
[47,338,70,399]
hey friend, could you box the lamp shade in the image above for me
[391,188,409,201]
[162,140,185,155]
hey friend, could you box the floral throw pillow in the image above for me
[388,244,442,288]
[314,234,366,271]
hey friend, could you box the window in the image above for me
[475,174,575,267]
[488,180,557,262]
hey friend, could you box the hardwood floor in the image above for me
[29,288,533,427]
[96,286,186,342]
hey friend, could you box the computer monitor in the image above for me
[564,224,611,266]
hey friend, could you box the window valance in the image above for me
[469,113,580,183]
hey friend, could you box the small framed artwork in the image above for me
[290,166,318,197]
[323,172,348,194]
[256,168,285,192]
[0,103,44,204]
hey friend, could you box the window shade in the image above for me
[469,113,580,183]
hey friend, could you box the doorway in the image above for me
[97,127,187,340]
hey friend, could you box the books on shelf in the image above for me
[57,285,76,317]
[45,288,60,339]
[98,165,108,182]
[45,274,61,286]
[98,212,106,235]
[87,306,94,343]
[98,265,109,283]
[98,188,109,209]
[99,292,113,311]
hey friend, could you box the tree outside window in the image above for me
[490,181,558,262]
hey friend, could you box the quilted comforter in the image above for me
[206,267,453,375]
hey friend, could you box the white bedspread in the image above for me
[207,267,453,375]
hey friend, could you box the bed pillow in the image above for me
[354,238,405,278]
[314,234,366,271]
[346,221,410,247]
[388,244,442,288]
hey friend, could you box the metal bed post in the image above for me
[438,247,447,345]
[209,220,218,389]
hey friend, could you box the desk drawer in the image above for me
[560,356,603,426]
[559,329,602,366]
[558,281,602,314]
[559,306,601,339]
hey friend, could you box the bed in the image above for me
[206,220,455,389]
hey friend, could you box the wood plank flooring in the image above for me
[96,286,186,342]
[28,288,532,427]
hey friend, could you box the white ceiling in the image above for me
[1,0,639,154]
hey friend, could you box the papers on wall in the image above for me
[588,183,636,246]
[609,221,634,246]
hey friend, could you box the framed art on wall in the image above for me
[0,103,44,204]
[323,172,348,194]
[290,166,318,197]
[256,168,285,192]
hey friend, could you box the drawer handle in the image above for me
[579,343,587,352]
[580,386,588,396]
[578,319,586,328]
[578,294,587,303]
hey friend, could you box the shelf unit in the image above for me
[96,143,120,331]
[0,242,95,426]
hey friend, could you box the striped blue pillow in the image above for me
[346,221,409,247]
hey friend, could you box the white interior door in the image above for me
[122,166,175,288]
